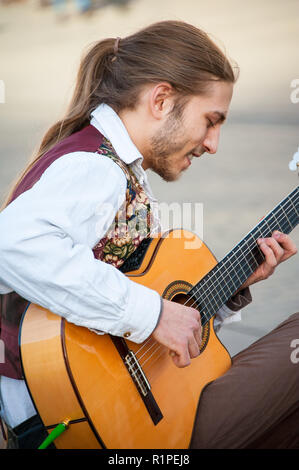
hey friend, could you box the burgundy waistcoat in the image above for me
[0,125,152,379]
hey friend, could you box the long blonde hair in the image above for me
[2,20,238,209]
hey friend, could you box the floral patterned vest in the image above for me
[92,137,153,268]
[0,125,153,379]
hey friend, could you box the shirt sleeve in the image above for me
[214,287,252,332]
[0,152,161,343]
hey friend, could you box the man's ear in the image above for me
[149,82,175,120]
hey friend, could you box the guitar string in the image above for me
[137,221,298,367]
[182,215,299,330]
[135,195,299,362]
[181,192,299,311]
[122,195,299,378]
[135,199,299,360]
[141,344,167,369]
[134,193,299,363]
[137,212,299,374]
[137,336,160,361]
[185,198,299,315]
[147,191,298,328]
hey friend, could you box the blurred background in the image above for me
[0,0,298,358]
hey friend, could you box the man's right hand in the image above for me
[152,298,202,368]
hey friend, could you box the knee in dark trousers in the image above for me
[190,312,299,449]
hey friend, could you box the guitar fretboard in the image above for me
[189,186,299,326]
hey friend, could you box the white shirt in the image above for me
[0,103,240,428]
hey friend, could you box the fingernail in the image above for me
[273,232,281,239]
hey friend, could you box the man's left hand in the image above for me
[240,230,297,289]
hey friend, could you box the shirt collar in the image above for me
[90,103,144,165]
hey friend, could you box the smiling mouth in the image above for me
[185,155,193,167]
[183,151,203,170]
[186,152,201,164]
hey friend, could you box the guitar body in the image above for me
[20,229,232,449]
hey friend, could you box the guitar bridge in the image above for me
[110,335,163,425]
[124,350,151,397]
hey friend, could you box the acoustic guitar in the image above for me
[19,185,298,449]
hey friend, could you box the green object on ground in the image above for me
[38,420,69,449]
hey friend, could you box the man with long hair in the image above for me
[0,21,298,449]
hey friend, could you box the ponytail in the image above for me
[2,21,237,209]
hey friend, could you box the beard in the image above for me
[144,109,190,182]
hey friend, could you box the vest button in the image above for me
[124,331,131,338]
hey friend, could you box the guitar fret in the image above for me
[243,238,259,272]
[280,204,293,230]
[249,232,265,266]
[189,187,299,321]
[272,210,282,232]
[290,198,299,218]
[264,217,274,236]
[233,247,249,281]
[217,262,235,301]
[202,276,224,312]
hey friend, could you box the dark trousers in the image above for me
[190,312,299,449]
[6,414,55,449]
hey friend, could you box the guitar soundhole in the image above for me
[162,280,210,354]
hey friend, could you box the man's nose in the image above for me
[203,126,220,155]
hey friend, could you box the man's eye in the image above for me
[207,119,215,128]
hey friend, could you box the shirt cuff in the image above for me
[225,287,252,312]
[108,280,162,343]
[214,287,252,332]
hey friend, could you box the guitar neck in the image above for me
[189,186,299,325]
